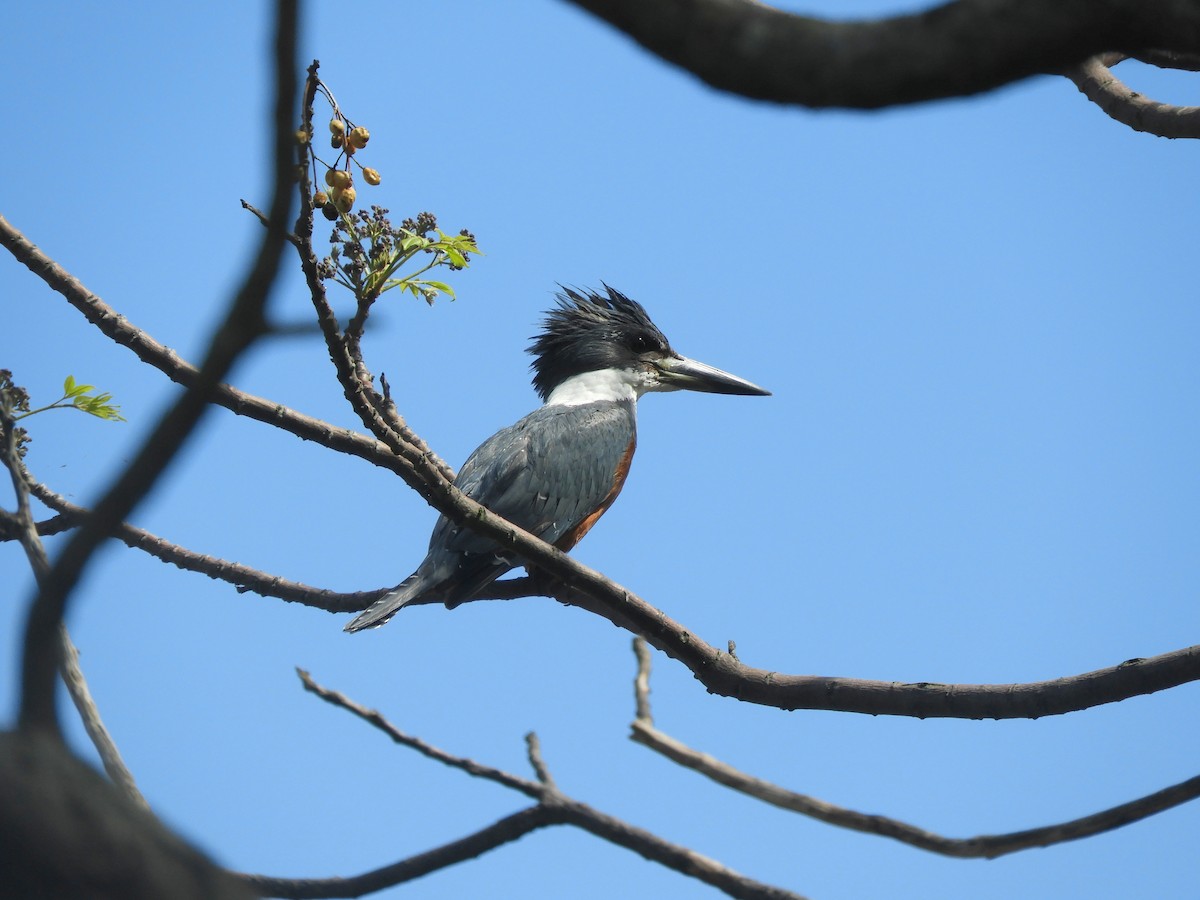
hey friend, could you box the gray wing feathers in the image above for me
[346,400,636,627]
[458,401,636,546]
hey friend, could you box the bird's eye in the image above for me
[630,334,661,354]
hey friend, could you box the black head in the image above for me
[529,285,671,401]
[528,285,771,402]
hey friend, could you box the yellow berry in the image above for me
[330,133,344,149]
[324,168,337,187]
[334,186,356,212]
[329,169,352,189]
[348,126,370,149]
[295,129,309,145]
[312,191,328,208]
[362,167,381,186]
[329,118,346,135]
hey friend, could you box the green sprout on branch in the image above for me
[316,206,479,306]
[1,370,124,461]
[304,76,480,307]
[18,375,127,423]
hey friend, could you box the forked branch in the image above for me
[239,670,806,900]
[628,639,1200,858]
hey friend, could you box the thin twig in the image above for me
[524,732,558,791]
[296,669,544,798]
[633,636,653,724]
[57,628,149,808]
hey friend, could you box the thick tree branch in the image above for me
[629,639,1200,858]
[562,0,1200,108]
[17,0,298,734]
[433,527,1200,719]
[1067,54,1200,138]
[245,670,806,900]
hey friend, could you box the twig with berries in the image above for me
[284,62,459,483]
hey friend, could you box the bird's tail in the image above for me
[344,573,428,633]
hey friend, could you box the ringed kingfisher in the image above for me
[344,285,769,632]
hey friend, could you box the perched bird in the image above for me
[344,286,769,632]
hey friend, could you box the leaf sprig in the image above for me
[317,207,479,306]
[17,375,127,422]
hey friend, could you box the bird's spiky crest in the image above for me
[528,285,671,401]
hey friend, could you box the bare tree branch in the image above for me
[524,731,559,791]
[244,669,807,900]
[296,668,547,798]
[1,406,147,806]
[25,475,383,613]
[56,631,149,809]
[526,579,1200,720]
[0,214,413,479]
[289,64,455,484]
[241,806,561,899]
[17,0,299,735]
[1067,53,1200,138]
[561,0,1200,109]
[21,472,538,611]
[0,511,72,540]
[629,639,1200,859]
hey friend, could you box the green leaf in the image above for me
[63,375,95,397]
[441,248,467,268]
[421,279,456,299]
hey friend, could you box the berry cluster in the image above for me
[313,117,381,220]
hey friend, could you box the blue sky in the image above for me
[3,3,1198,898]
